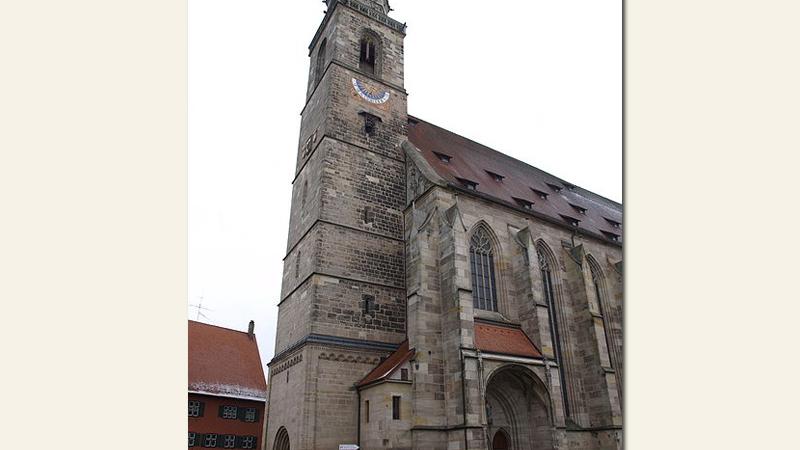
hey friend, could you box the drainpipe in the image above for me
[476,350,490,450]
[460,350,469,450]
[356,388,361,448]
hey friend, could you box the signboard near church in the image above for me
[339,445,359,450]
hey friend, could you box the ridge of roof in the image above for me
[188,319,253,336]
[407,114,622,208]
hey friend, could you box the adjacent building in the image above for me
[265,1,622,449]
[189,320,268,449]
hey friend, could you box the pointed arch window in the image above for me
[470,227,498,312]
[359,36,377,75]
[537,243,571,417]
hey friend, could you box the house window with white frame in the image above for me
[203,433,217,448]
[188,400,202,417]
[222,405,237,419]
[188,432,196,447]
[244,407,257,423]
[223,435,236,448]
[241,436,256,449]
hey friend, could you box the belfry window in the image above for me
[315,38,327,85]
[359,37,377,74]
[469,227,498,312]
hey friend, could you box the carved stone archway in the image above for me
[485,365,554,450]
[273,426,290,450]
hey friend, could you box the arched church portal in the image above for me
[273,426,290,450]
[485,365,554,450]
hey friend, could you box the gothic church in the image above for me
[266,1,622,449]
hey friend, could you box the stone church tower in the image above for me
[266,2,623,450]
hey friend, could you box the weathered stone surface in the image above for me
[267,3,623,450]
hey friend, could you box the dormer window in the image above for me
[570,203,588,215]
[456,177,478,191]
[486,170,505,182]
[513,197,534,210]
[560,214,581,227]
[359,111,382,136]
[546,183,563,193]
[605,218,621,228]
[563,182,576,190]
[602,231,621,242]
[433,152,452,163]
[531,188,549,200]
[359,36,377,75]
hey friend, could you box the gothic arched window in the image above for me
[359,36,377,75]
[470,226,498,312]
[537,242,571,417]
[315,38,327,84]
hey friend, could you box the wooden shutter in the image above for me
[218,405,225,417]
[198,401,205,417]
[236,406,245,420]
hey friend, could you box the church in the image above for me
[265,1,622,449]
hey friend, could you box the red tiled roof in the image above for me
[474,322,543,358]
[188,321,267,400]
[407,117,622,243]
[357,340,415,388]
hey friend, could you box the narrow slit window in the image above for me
[315,38,327,84]
[365,400,370,423]
[363,294,375,316]
[392,396,401,420]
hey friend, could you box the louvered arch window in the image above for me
[470,226,498,312]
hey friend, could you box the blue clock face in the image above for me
[352,78,390,104]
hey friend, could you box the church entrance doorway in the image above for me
[492,429,510,449]
[273,427,290,450]
[485,365,554,450]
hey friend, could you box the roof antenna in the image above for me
[189,293,213,321]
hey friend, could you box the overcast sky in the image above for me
[189,0,621,367]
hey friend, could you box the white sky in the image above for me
[189,0,621,367]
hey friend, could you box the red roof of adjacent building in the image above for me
[474,322,543,359]
[188,320,268,401]
[407,116,622,243]
[357,340,415,388]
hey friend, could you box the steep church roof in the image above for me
[407,116,622,244]
[474,322,543,359]
[188,320,268,401]
[357,340,415,388]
